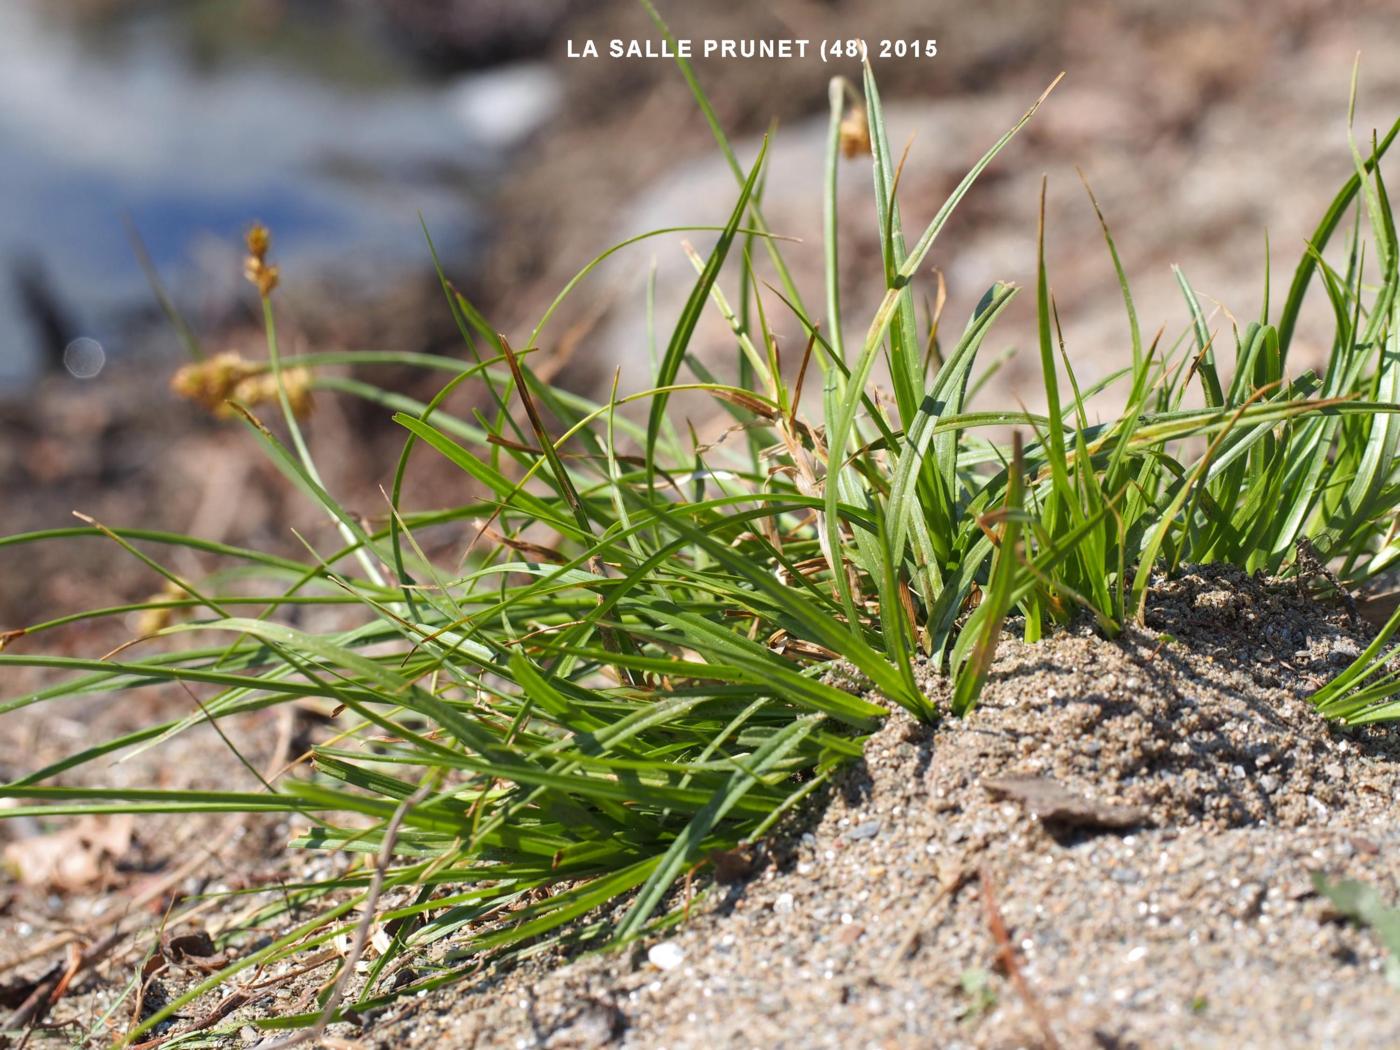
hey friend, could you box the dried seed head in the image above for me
[171,351,257,413]
[245,223,271,262]
[243,223,279,297]
[839,105,871,159]
[234,367,314,418]
[244,258,280,298]
[171,351,312,418]
[136,580,187,636]
[135,605,172,636]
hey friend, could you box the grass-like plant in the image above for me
[3,22,1400,1041]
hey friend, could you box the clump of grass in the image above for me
[2,25,1400,1041]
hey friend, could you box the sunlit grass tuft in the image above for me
[2,29,1400,1043]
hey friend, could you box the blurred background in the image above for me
[3,0,1400,630]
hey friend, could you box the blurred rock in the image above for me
[383,0,600,69]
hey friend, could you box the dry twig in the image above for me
[979,867,1060,1050]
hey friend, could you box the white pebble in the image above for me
[648,941,685,971]
[774,892,796,914]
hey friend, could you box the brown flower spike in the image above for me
[839,104,871,158]
[171,350,312,418]
[244,222,280,298]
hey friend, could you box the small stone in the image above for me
[544,1000,626,1048]
[1234,884,1266,920]
[836,923,865,945]
[773,892,796,914]
[647,942,685,971]
[849,820,881,841]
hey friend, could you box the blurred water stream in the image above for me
[0,0,558,388]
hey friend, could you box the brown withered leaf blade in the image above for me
[163,930,218,961]
[982,775,1149,831]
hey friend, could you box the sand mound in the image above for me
[918,563,1394,835]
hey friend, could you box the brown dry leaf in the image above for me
[982,775,1149,831]
[163,929,218,961]
[708,844,761,885]
[3,814,135,891]
[1359,589,1400,630]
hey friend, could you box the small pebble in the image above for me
[849,820,881,840]
[647,941,685,971]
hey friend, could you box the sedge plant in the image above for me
[2,36,1400,1042]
